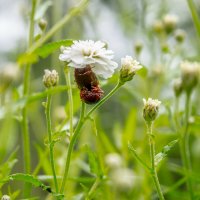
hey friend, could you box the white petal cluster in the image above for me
[180,61,200,75]
[43,69,59,88]
[121,56,142,73]
[163,14,178,26]
[1,195,10,200]
[143,98,161,108]
[59,40,118,79]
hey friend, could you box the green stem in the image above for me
[60,82,123,194]
[147,123,165,200]
[186,0,200,39]
[45,94,59,193]
[87,178,100,199]
[60,102,86,193]
[28,0,89,53]
[86,82,122,118]
[181,92,194,199]
[64,66,73,137]
[22,0,37,197]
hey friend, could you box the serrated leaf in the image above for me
[34,39,73,58]
[34,1,52,21]
[1,173,52,193]
[155,139,178,167]
[86,146,102,177]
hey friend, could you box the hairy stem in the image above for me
[45,94,59,193]
[147,122,165,200]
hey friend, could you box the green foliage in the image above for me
[155,139,178,167]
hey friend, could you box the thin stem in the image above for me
[181,92,194,199]
[186,0,200,39]
[45,94,59,193]
[86,81,122,118]
[22,0,37,197]
[64,66,73,137]
[27,0,89,53]
[87,178,100,199]
[60,102,86,193]
[147,123,165,200]
[60,82,123,194]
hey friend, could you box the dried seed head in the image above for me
[80,86,104,104]
[74,65,99,89]
[43,69,59,88]
[120,56,142,83]
[143,98,161,122]
[1,195,10,200]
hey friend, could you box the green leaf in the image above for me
[34,39,73,58]
[17,53,38,65]
[1,173,51,192]
[86,146,102,178]
[34,1,52,21]
[137,65,148,78]
[155,139,178,167]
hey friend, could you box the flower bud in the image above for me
[143,98,161,122]
[174,29,186,43]
[152,20,164,34]
[180,61,200,93]
[1,195,10,200]
[43,69,59,88]
[173,78,183,97]
[120,56,142,83]
[134,41,143,55]
[38,19,47,31]
[105,153,122,169]
[163,14,178,34]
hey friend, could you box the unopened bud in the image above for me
[120,56,142,83]
[173,78,183,97]
[161,42,169,53]
[134,41,143,55]
[43,69,59,88]
[174,29,186,43]
[153,20,164,34]
[143,98,161,122]
[38,19,47,31]
[1,195,10,200]
[163,14,178,34]
[180,61,200,93]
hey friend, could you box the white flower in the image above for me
[180,61,200,75]
[1,195,10,200]
[143,98,161,122]
[120,56,142,83]
[163,14,178,26]
[105,153,122,169]
[59,40,118,79]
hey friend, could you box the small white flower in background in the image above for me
[43,69,59,88]
[180,61,200,92]
[110,168,135,191]
[1,195,10,200]
[105,153,122,169]
[59,40,118,79]
[120,56,142,83]
[143,98,161,122]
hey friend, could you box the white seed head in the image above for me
[43,69,59,88]
[143,98,161,122]
[120,56,142,83]
[59,40,118,79]
[1,195,10,200]
[105,153,122,169]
